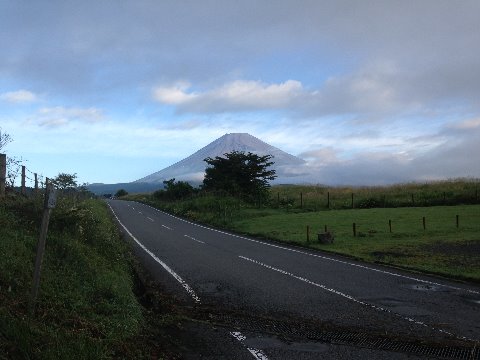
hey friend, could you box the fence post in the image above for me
[456,215,459,229]
[34,173,38,194]
[21,165,26,195]
[389,219,392,233]
[353,222,356,237]
[327,191,330,209]
[29,183,57,314]
[351,193,354,209]
[300,192,303,209]
[422,216,426,230]
[0,154,6,199]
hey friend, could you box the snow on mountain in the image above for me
[135,133,308,184]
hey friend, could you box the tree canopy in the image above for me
[153,178,195,200]
[202,151,276,202]
[115,189,128,197]
[52,173,78,190]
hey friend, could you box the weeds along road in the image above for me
[107,200,480,360]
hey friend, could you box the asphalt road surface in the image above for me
[107,200,480,359]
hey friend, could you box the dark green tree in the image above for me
[115,189,128,197]
[202,151,276,203]
[52,173,78,190]
[154,178,195,200]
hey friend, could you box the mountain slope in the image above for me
[135,133,307,184]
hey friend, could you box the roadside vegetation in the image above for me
[0,190,180,359]
[124,176,480,283]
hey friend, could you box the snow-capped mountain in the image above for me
[135,133,307,184]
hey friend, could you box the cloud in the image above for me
[298,119,480,185]
[0,90,38,103]
[153,80,303,113]
[150,62,439,118]
[33,106,105,127]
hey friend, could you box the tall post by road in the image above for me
[0,154,6,199]
[29,183,57,314]
[21,165,26,195]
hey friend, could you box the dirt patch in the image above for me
[370,251,411,261]
[422,240,480,257]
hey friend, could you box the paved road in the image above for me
[107,200,480,359]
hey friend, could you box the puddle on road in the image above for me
[406,284,443,292]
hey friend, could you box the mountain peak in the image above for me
[135,133,306,184]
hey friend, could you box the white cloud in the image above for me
[34,106,105,127]
[0,90,38,103]
[153,79,303,113]
[151,66,414,118]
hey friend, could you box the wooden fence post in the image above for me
[300,192,303,209]
[422,216,426,231]
[21,165,26,195]
[353,222,356,237]
[29,183,57,314]
[0,154,6,199]
[327,192,330,209]
[389,219,392,233]
[34,173,38,194]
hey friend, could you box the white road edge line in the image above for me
[230,331,270,360]
[147,217,154,222]
[137,202,479,295]
[239,255,477,343]
[184,235,205,244]
[162,225,173,230]
[107,204,201,303]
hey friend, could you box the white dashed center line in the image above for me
[239,255,475,342]
[147,217,154,222]
[184,235,205,244]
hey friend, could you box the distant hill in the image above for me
[87,182,162,195]
[135,133,308,184]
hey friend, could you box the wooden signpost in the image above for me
[29,182,57,314]
[0,154,6,199]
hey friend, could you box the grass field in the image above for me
[271,180,479,209]
[229,205,480,282]
[0,195,146,359]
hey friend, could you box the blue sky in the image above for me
[1,1,479,186]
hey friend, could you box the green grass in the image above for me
[0,195,145,359]
[271,179,480,210]
[228,205,480,281]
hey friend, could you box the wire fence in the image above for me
[1,153,51,199]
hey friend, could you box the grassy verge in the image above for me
[229,205,480,282]
[0,195,167,359]
[125,192,480,283]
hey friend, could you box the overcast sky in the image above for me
[1,1,479,185]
